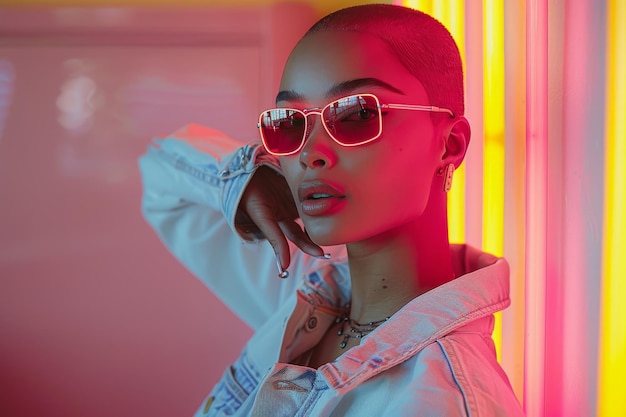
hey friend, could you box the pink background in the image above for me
[0,4,316,416]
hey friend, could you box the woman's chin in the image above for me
[307,228,363,248]
[308,234,342,248]
[303,217,369,247]
[304,227,345,248]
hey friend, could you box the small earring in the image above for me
[441,163,454,192]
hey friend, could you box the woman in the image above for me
[140,4,525,416]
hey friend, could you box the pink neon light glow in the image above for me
[560,1,594,415]
[524,1,548,416]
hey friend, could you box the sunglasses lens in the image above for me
[324,95,381,145]
[260,109,306,155]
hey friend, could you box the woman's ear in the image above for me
[440,116,471,168]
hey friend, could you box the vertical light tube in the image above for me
[501,0,527,400]
[483,0,505,360]
[464,0,485,250]
[444,0,467,245]
[525,0,548,416]
[560,0,598,414]
[598,0,626,415]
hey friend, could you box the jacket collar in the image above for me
[320,244,510,393]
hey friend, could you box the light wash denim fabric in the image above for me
[139,124,525,417]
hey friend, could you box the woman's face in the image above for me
[277,30,444,247]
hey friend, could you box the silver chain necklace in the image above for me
[336,315,390,349]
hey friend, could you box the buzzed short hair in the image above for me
[304,4,464,118]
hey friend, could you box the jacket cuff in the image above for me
[221,144,282,241]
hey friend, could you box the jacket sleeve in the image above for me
[138,124,338,329]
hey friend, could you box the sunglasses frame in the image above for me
[258,93,454,156]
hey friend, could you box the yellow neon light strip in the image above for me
[441,0,467,245]
[597,0,626,415]
[483,0,505,360]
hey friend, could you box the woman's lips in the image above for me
[298,182,347,216]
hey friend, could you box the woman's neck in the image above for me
[345,216,454,324]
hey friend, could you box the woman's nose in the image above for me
[298,117,337,169]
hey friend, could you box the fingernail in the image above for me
[276,255,289,279]
[314,253,331,259]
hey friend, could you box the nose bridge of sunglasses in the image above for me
[302,109,335,141]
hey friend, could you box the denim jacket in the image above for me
[139,124,525,417]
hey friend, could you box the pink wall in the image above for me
[0,5,316,416]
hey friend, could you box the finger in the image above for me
[249,210,292,278]
[278,220,325,258]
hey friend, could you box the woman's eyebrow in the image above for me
[275,78,405,104]
[326,78,405,98]
[275,90,306,104]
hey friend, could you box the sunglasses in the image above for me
[258,93,454,156]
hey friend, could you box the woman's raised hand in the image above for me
[239,166,325,277]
